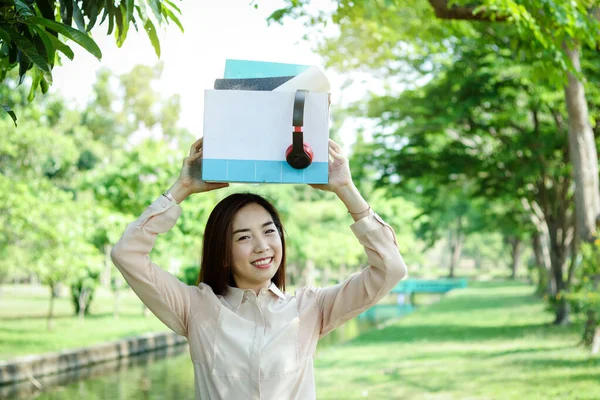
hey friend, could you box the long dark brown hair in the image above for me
[196,193,286,295]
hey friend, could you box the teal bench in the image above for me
[391,278,468,294]
[358,279,468,322]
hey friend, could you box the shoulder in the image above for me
[292,285,320,305]
[191,282,220,304]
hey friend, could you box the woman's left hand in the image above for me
[309,139,353,193]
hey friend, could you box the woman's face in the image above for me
[230,203,283,293]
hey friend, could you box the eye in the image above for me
[265,228,276,234]
[237,235,250,241]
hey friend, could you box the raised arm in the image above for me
[111,138,229,336]
[307,139,408,338]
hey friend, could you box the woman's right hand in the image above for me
[169,137,229,202]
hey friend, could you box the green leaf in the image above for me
[27,17,102,60]
[137,2,149,22]
[147,0,162,23]
[30,25,56,64]
[0,27,9,43]
[73,1,86,32]
[119,4,131,46]
[18,56,32,84]
[106,1,115,35]
[115,6,125,47]
[15,0,34,17]
[126,0,134,22]
[28,67,42,102]
[2,105,17,127]
[164,0,181,14]
[47,33,74,60]
[86,4,99,32]
[162,6,184,33]
[40,75,49,93]
[7,30,51,73]
[144,18,160,58]
[35,0,55,20]
[59,0,74,26]
[267,8,288,24]
[99,5,109,26]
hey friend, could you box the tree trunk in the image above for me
[583,310,598,345]
[448,240,462,278]
[584,275,600,349]
[554,300,570,326]
[47,283,56,331]
[591,327,600,355]
[509,237,522,280]
[548,221,570,325]
[532,233,550,295]
[474,254,482,270]
[78,287,90,321]
[448,218,464,278]
[563,43,600,244]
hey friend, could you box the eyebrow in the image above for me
[232,221,274,235]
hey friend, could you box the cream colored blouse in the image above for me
[111,195,407,399]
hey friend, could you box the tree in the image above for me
[423,0,600,263]
[268,0,600,325]
[565,235,600,353]
[346,33,588,323]
[0,0,183,125]
[0,171,102,330]
[0,62,189,321]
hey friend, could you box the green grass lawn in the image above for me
[2,281,599,400]
[0,284,167,359]
[314,281,600,400]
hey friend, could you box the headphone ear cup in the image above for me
[285,143,313,169]
[303,144,314,162]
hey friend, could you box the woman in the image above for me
[111,137,407,399]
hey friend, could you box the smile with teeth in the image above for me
[251,257,273,267]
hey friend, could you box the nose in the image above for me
[254,237,270,254]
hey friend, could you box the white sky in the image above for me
[50,0,372,148]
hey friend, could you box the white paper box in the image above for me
[202,89,329,184]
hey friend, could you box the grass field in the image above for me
[2,281,599,400]
[314,281,600,400]
[0,284,166,359]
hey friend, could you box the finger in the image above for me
[189,137,203,157]
[188,150,203,162]
[329,146,345,161]
[329,139,342,153]
[208,182,229,190]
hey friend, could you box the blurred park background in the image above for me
[1,0,600,399]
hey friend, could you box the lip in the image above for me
[251,257,273,269]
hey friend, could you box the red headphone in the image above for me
[285,90,313,169]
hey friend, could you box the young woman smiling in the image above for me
[111,137,407,399]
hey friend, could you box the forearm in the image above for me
[334,184,370,222]
[167,180,195,204]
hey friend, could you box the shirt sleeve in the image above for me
[110,195,201,337]
[313,212,408,339]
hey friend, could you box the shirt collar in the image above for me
[225,282,286,309]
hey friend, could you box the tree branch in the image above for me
[428,0,508,21]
